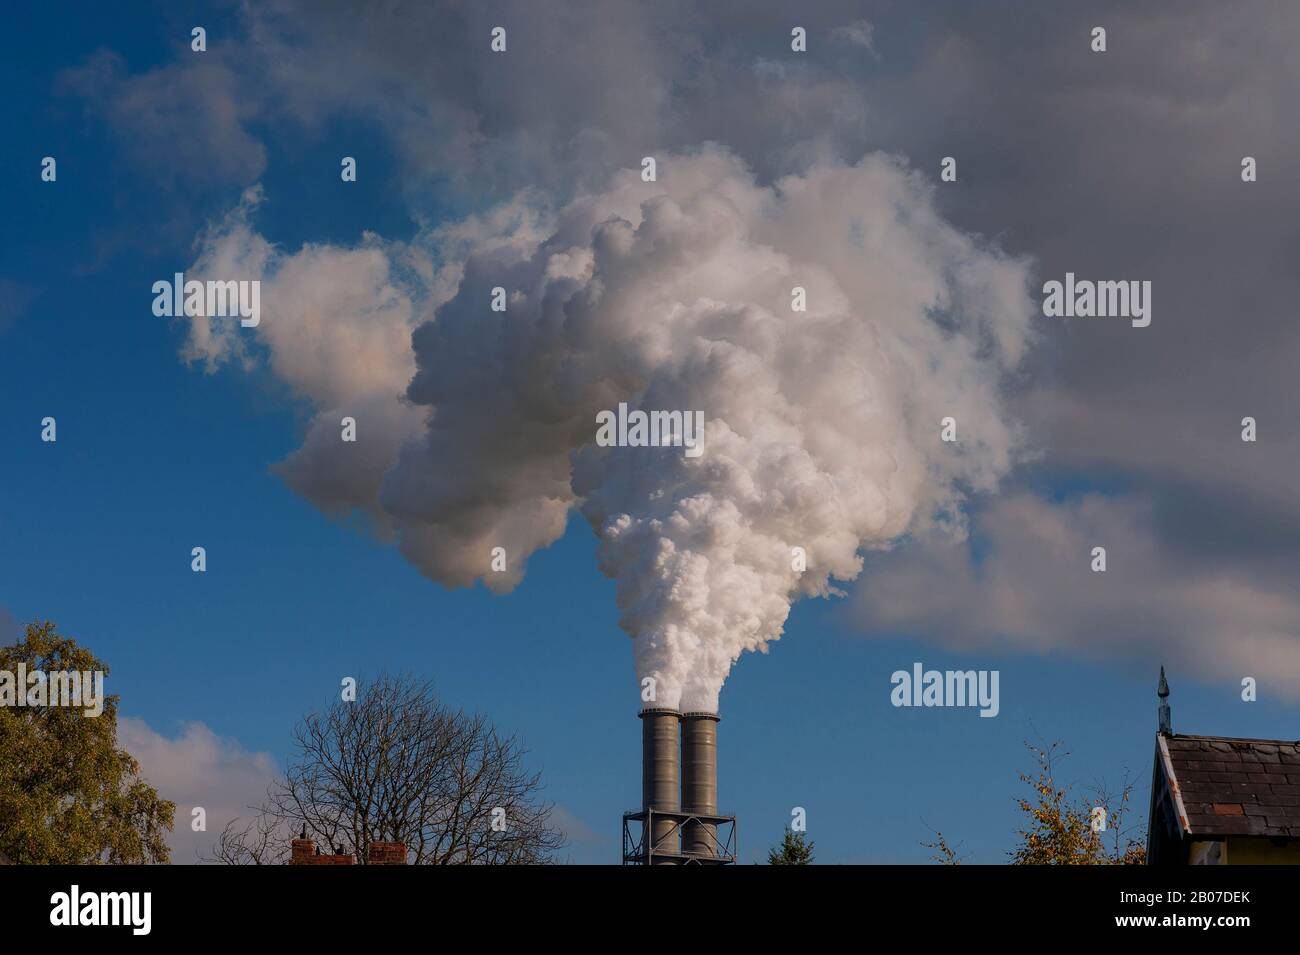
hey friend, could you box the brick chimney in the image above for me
[366,841,408,865]
[290,838,313,864]
[287,829,408,865]
[288,827,358,865]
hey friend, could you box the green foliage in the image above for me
[0,621,174,864]
[923,739,1146,865]
[767,827,814,865]
[1010,740,1146,865]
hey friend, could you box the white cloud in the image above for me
[118,717,278,864]
[850,493,1300,696]
[832,20,876,54]
[59,50,265,186]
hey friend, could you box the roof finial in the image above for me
[1157,666,1172,734]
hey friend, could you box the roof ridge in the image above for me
[1164,733,1300,745]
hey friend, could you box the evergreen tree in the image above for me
[767,827,814,864]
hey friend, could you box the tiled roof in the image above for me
[1162,734,1300,838]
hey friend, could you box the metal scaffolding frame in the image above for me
[622,808,737,865]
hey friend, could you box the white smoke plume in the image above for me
[182,148,1035,712]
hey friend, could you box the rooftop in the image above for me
[1160,733,1300,838]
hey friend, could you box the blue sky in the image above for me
[4,1,1298,864]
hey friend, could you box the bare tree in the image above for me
[1084,769,1148,865]
[212,674,565,864]
[208,814,290,865]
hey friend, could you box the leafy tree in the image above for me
[0,621,174,863]
[922,739,1146,865]
[1011,739,1146,865]
[767,827,814,864]
[211,673,566,864]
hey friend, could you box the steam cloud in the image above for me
[183,148,1034,712]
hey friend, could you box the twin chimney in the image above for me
[638,707,721,863]
[680,712,719,858]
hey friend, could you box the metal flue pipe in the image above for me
[639,707,681,863]
[680,711,720,859]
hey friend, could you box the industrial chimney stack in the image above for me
[680,712,720,858]
[639,707,681,863]
[626,707,735,864]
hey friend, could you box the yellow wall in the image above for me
[1186,837,1300,864]
[1224,838,1300,864]
[1188,840,1222,864]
